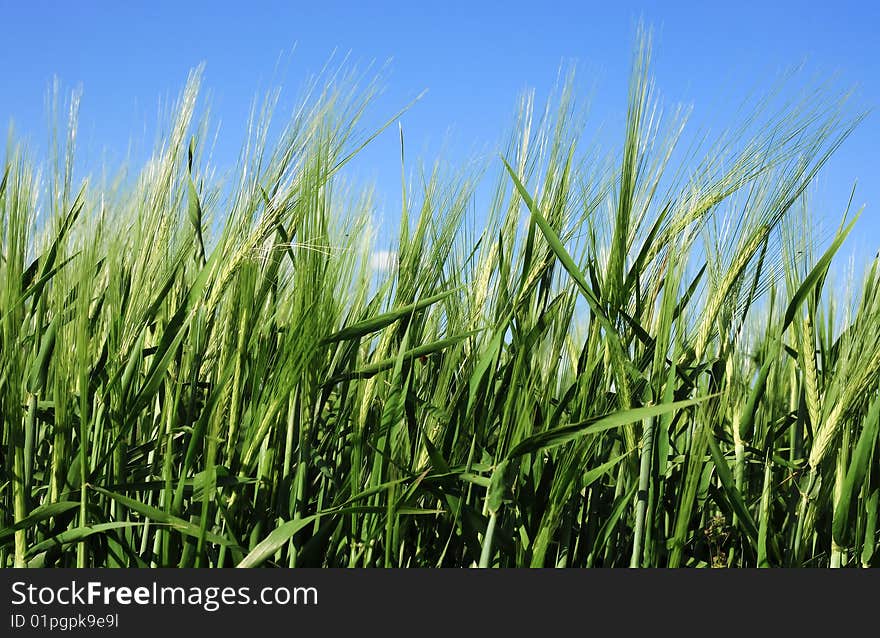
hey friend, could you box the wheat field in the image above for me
[1,33,877,568]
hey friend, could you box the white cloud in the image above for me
[370,250,397,272]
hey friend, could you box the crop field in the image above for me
[1,36,878,568]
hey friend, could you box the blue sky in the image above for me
[2,1,877,269]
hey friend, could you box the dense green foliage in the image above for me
[1,35,878,567]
